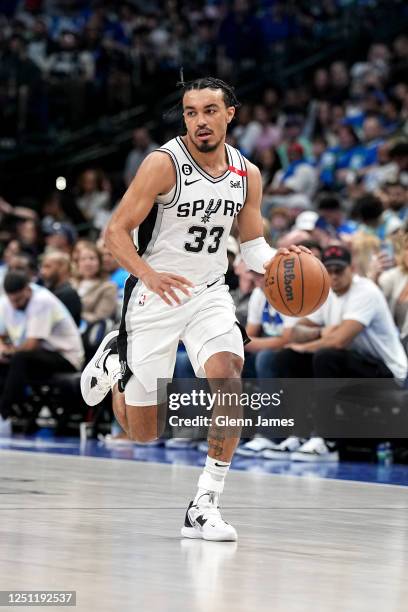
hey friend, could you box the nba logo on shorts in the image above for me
[139,293,147,306]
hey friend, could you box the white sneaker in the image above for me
[181,492,237,541]
[291,437,339,462]
[235,436,279,457]
[262,436,302,460]
[81,330,121,406]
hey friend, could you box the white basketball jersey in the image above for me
[133,136,248,285]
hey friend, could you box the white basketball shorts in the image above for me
[117,276,246,406]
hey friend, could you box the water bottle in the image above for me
[376,442,393,466]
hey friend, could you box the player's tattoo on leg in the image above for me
[208,426,226,458]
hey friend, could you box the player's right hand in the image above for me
[140,270,194,306]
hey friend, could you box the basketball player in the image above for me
[81,78,307,541]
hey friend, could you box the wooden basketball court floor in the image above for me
[1,449,407,612]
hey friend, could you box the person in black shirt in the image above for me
[40,252,82,326]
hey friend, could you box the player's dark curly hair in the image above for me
[178,76,240,109]
[164,73,240,123]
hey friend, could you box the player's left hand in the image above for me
[263,244,312,270]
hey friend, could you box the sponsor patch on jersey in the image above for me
[230,179,241,188]
[228,165,247,177]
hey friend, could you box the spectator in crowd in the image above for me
[311,134,329,168]
[15,218,42,258]
[330,61,349,103]
[257,146,282,190]
[361,114,384,166]
[379,181,408,222]
[266,206,291,245]
[8,253,38,282]
[0,240,23,293]
[71,242,117,325]
[264,142,317,213]
[315,194,358,242]
[252,105,281,156]
[41,191,69,224]
[389,142,408,187]
[75,169,111,232]
[350,233,383,278]
[379,233,408,352]
[277,116,312,169]
[43,220,77,254]
[311,68,331,101]
[0,271,84,428]
[0,197,38,244]
[320,124,366,190]
[353,193,401,240]
[232,104,260,158]
[40,251,82,326]
[123,128,158,187]
[363,142,399,192]
[41,191,84,228]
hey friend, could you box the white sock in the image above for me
[105,354,121,389]
[194,456,231,504]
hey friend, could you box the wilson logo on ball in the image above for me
[264,252,330,317]
[283,258,295,302]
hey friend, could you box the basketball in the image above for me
[264,252,330,317]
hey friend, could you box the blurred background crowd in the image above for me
[0,0,408,460]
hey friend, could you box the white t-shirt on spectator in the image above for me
[247,287,298,336]
[232,121,262,157]
[0,284,84,370]
[307,275,408,380]
[273,164,318,199]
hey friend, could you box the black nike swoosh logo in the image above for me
[207,278,220,288]
[184,178,201,186]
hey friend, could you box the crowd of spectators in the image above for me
[1,2,408,458]
[1,0,407,138]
